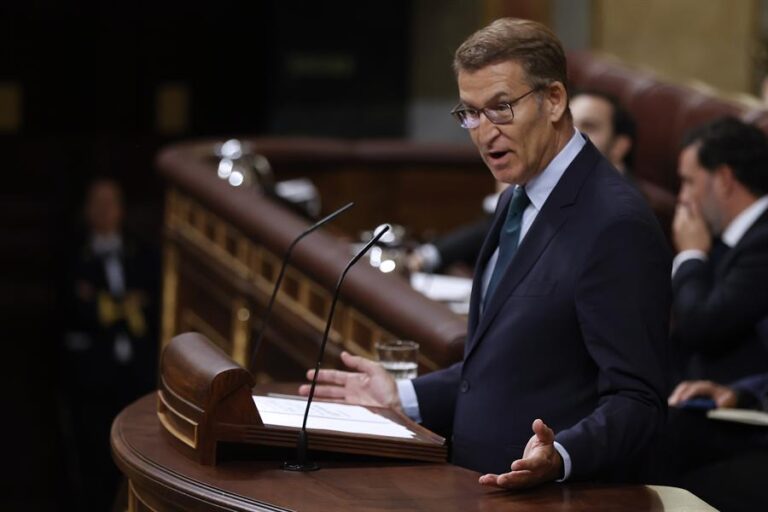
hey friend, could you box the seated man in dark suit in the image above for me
[672,117,768,382]
[303,18,670,489]
[407,181,506,273]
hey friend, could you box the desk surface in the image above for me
[111,393,714,512]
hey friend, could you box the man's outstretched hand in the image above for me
[298,351,402,411]
[479,419,563,490]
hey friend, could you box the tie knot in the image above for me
[501,186,530,235]
[507,186,530,216]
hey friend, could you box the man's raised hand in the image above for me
[478,419,564,490]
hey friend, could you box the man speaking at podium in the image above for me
[302,18,670,489]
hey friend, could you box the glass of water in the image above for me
[375,340,419,380]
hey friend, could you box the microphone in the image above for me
[283,224,391,471]
[248,202,354,373]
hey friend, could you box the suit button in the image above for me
[460,380,470,393]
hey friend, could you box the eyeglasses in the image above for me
[450,87,540,129]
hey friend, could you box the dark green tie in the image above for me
[485,186,531,306]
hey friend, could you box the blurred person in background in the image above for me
[570,90,634,176]
[671,117,768,383]
[407,180,508,274]
[60,178,159,511]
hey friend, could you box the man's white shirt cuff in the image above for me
[396,379,422,423]
[671,249,707,278]
[553,441,572,481]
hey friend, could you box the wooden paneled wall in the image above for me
[593,0,760,94]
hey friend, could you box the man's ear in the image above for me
[714,164,736,195]
[545,82,568,122]
[609,135,632,168]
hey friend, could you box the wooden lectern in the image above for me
[157,332,447,466]
[114,389,717,511]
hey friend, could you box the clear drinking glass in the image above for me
[375,340,419,380]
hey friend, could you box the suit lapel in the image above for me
[465,142,601,360]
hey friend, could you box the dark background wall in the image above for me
[0,2,410,509]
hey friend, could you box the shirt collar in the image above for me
[91,233,123,256]
[524,129,585,211]
[722,195,768,248]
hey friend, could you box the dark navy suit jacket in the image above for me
[731,365,768,412]
[412,141,671,480]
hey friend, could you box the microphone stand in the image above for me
[248,202,354,373]
[283,224,390,471]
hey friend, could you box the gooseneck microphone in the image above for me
[283,224,391,472]
[248,202,354,373]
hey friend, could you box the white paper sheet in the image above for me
[253,395,416,439]
[410,272,472,302]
